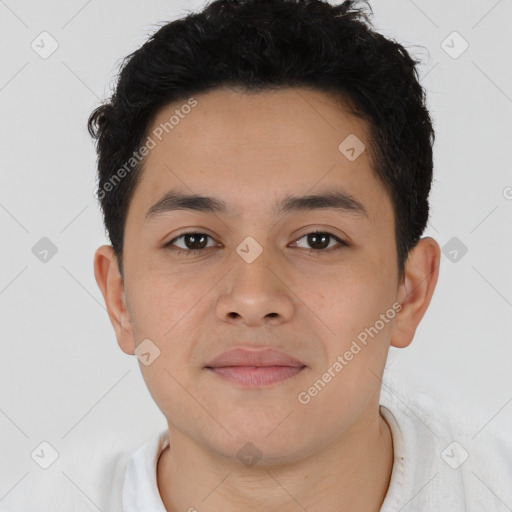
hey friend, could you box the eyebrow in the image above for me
[145,188,368,222]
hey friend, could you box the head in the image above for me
[92,0,440,462]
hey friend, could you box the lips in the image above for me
[205,347,305,368]
[205,347,306,387]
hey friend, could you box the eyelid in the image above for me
[291,231,349,250]
[166,231,218,250]
[165,229,350,253]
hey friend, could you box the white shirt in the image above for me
[5,371,512,511]
[119,372,512,511]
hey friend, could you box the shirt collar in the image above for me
[122,428,169,512]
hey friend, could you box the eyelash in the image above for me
[164,230,350,257]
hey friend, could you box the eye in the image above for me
[164,230,349,256]
[165,232,217,255]
[292,231,349,254]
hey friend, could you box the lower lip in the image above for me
[207,366,305,387]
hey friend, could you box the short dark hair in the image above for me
[88,0,435,282]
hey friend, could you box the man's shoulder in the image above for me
[3,432,142,512]
[380,369,512,511]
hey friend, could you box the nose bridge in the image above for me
[230,236,279,297]
[216,235,294,325]
[233,244,273,288]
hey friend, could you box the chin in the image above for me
[205,426,309,467]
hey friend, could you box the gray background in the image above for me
[1,0,511,505]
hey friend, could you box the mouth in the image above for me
[205,347,307,388]
[206,365,306,387]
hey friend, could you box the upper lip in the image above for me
[205,347,305,368]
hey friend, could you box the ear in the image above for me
[93,245,135,355]
[391,236,441,349]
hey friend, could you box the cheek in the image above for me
[303,265,378,330]
[303,264,395,368]
[130,274,207,422]
[127,267,205,335]
[128,269,216,374]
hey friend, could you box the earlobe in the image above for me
[93,245,135,355]
[390,237,441,349]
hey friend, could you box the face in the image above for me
[96,87,428,463]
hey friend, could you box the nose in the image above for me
[215,248,295,327]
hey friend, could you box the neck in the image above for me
[157,405,394,512]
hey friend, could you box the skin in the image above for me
[94,87,441,511]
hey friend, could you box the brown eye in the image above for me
[166,232,216,253]
[293,231,348,252]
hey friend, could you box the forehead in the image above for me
[129,87,391,225]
